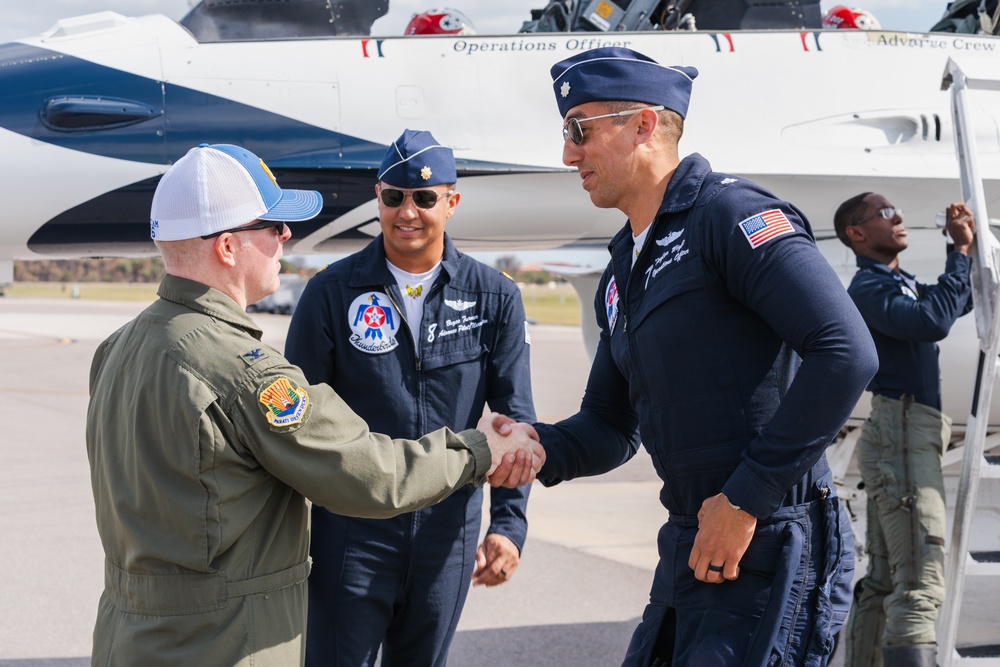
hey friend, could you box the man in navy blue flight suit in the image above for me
[499,47,879,665]
[286,129,535,667]
[835,194,974,667]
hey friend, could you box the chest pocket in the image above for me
[420,340,488,371]
[629,258,705,330]
[419,309,490,371]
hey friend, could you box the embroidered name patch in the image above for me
[348,292,400,354]
[258,377,311,431]
[738,209,795,249]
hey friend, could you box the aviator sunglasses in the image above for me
[379,187,454,209]
[852,207,903,226]
[201,220,286,240]
[562,105,665,145]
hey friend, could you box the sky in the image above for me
[0,0,955,42]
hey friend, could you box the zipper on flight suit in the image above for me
[384,286,419,371]
[621,226,652,334]
[384,282,442,373]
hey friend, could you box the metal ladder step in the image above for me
[967,551,1000,576]
[984,455,1000,478]
[955,644,1000,666]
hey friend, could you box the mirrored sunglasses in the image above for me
[853,207,903,226]
[562,105,665,146]
[201,220,286,240]
[379,187,454,209]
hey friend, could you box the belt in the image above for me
[104,558,311,615]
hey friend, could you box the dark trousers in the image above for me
[305,486,479,667]
[624,488,854,666]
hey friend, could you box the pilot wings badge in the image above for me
[445,298,476,311]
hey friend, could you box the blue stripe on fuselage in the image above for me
[0,42,385,166]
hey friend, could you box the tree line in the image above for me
[14,258,166,283]
[13,257,304,283]
[14,255,564,284]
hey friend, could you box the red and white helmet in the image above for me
[405,8,476,35]
[822,5,881,30]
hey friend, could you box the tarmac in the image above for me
[0,296,995,666]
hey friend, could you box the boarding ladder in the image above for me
[939,57,1000,667]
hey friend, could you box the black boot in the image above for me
[882,645,937,667]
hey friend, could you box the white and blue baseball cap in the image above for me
[150,143,323,241]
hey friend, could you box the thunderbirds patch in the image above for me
[349,291,400,354]
[605,276,619,333]
[258,377,311,431]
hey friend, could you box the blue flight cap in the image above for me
[550,47,699,119]
[377,129,456,187]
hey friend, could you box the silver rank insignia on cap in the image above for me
[560,81,571,97]
[420,166,432,180]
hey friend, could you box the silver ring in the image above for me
[707,564,724,573]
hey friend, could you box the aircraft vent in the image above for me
[39,96,162,132]
[781,110,999,154]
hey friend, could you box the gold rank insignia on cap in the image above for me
[420,166,432,180]
[258,377,311,431]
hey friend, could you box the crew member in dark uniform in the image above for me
[287,130,534,667]
[519,47,878,666]
[835,193,974,667]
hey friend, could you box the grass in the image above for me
[4,281,584,326]
[5,282,160,301]
[519,283,582,326]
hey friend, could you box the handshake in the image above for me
[477,412,544,489]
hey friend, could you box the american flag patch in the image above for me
[738,209,795,249]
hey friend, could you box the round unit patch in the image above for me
[348,291,401,354]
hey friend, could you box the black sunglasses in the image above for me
[379,187,454,209]
[201,220,286,240]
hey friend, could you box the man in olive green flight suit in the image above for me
[86,143,542,667]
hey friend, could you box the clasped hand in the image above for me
[477,412,544,488]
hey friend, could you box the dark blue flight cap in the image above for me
[550,47,699,119]
[377,129,456,187]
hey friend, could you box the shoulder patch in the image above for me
[240,348,270,366]
[737,209,795,249]
[257,377,311,432]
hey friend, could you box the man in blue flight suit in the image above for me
[507,47,878,665]
[835,194,975,667]
[286,129,534,667]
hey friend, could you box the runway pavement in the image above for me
[2,296,995,666]
[0,297,663,667]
